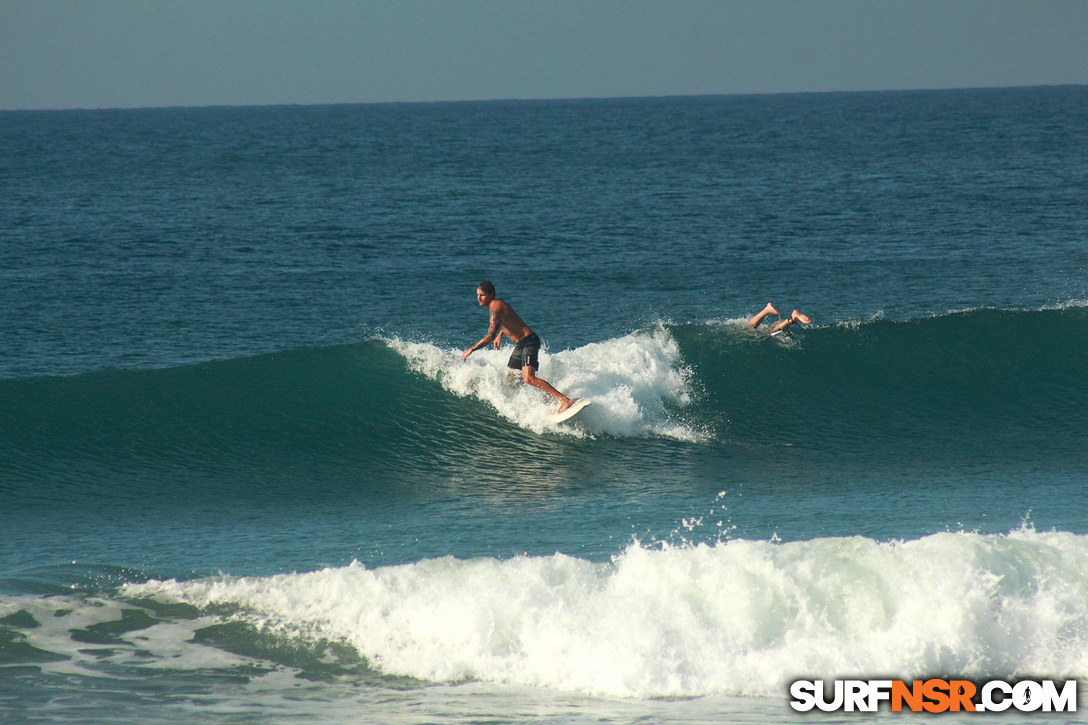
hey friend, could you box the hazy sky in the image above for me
[3,0,1086,110]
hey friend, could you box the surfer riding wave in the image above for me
[462,281,576,414]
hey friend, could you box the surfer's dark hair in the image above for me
[478,280,495,296]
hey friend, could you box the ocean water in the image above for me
[2,86,1087,723]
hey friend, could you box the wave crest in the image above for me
[123,527,1088,698]
[388,325,700,439]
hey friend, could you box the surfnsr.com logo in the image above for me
[789,679,1077,713]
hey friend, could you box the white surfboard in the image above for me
[554,398,591,423]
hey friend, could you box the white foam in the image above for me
[387,326,699,439]
[123,527,1088,699]
[0,595,251,677]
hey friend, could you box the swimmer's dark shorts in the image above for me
[507,332,541,370]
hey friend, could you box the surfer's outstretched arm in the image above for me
[463,303,505,361]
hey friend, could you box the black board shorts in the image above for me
[507,332,541,370]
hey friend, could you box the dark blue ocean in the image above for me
[2,87,1087,724]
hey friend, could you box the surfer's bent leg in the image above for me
[769,310,811,334]
[748,303,779,329]
[506,332,539,370]
[509,334,573,411]
[523,366,574,412]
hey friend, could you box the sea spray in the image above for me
[387,325,699,439]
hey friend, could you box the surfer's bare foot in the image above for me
[748,303,780,329]
[770,310,811,334]
[552,396,578,411]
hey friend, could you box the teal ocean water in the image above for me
[2,87,1087,723]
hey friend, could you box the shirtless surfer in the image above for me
[463,281,576,413]
[748,303,811,334]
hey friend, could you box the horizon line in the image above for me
[3,83,1085,114]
